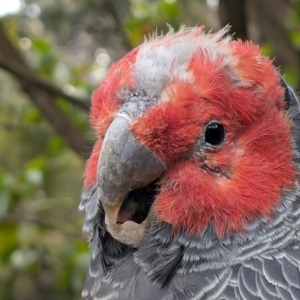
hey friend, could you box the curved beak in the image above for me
[97,116,166,245]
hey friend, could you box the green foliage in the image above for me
[125,0,206,47]
[0,125,87,299]
[126,0,181,46]
[31,38,58,77]
[0,66,86,298]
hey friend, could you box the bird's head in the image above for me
[83,26,298,246]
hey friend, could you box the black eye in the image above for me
[205,122,225,146]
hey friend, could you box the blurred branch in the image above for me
[0,53,90,110]
[281,0,295,9]
[219,0,248,40]
[5,213,82,239]
[0,21,92,159]
[102,0,132,52]
[250,0,300,90]
[0,121,52,134]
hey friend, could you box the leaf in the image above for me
[0,224,18,257]
[0,192,10,219]
[21,107,43,124]
[31,38,51,54]
[159,0,180,18]
[282,67,299,89]
[10,249,37,270]
[25,156,47,171]
[18,223,38,245]
[261,42,274,57]
[47,135,64,156]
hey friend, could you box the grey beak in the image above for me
[97,116,166,207]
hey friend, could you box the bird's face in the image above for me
[84,27,297,246]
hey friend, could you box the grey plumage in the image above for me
[80,188,300,299]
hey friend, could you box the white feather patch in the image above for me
[133,25,236,99]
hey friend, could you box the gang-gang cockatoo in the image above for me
[79,26,300,300]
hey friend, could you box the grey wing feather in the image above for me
[222,244,300,300]
[238,273,261,300]
[276,286,294,300]
[80,187,132,299]
[282,257,300,288]
[262,257,288,289]
[290,286,300,300]
[240,267,259,296]
[258,274,281,297]
[220,286,237,300]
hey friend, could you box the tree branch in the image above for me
[219,0,248,40]
[0,21,92,159]
[5,213,82,239]
[0,53,90,110]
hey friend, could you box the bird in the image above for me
[79,25,300,300]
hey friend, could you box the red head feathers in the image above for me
[84,26,297,237]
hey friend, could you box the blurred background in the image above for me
[0,0,299,299]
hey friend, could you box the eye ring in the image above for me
[204,121,225,146]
